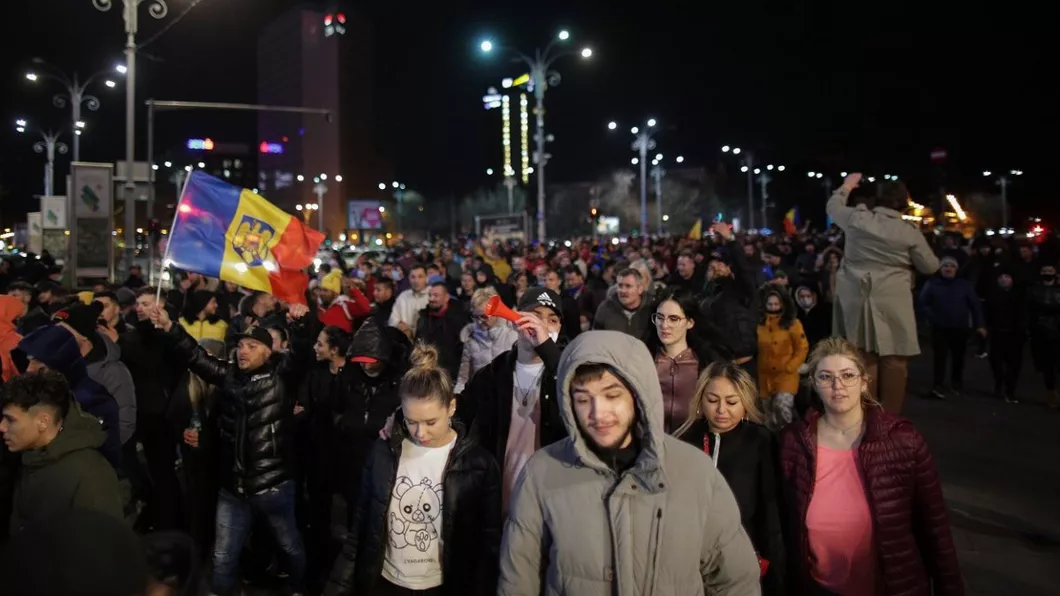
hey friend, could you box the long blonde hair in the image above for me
[803,337,881,408]
[188,338,226,416]
[674,361,765,437]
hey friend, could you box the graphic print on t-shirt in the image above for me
[388,476,443,552]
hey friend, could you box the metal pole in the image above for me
[758,172,771,230]
[314,185,327,233]
[653,165,664,234]
[999,177,1009,229]
[72,89,82,162]
[504,177,516,214]
[123,0,138,276]
[639,140,648,235]
[533,71,547,242]
[146,100,155,283]
[745,151,755,229]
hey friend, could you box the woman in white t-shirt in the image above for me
[325,343,502,596]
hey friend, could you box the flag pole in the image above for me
[155,171,194,305]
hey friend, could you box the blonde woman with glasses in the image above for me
[779,337,962,596]
[674,361,786,594]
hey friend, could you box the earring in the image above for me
[448,418,453,429]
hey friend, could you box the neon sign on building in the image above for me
[259,141,284,154]
[324,13,347,37]
[186,138,215,151]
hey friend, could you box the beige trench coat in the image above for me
[827,188,940,356]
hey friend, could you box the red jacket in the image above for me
[318,288,371,333]
[779,408,963,596]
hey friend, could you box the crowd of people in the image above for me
[0,172,1056,594]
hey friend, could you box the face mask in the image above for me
[390,270,402,281]
[797,298,814,309]
[355,268,366,279]
[548,331,560,344]
[766,307,783,314]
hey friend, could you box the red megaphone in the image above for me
[484,295,522,323]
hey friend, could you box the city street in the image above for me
[903,344,1060,595]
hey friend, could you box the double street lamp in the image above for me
[649,153,684,235]
[982,169,1023,229]
[480,30,593,241]
[610,119,659,235]
[24,58,122,162]
[15,119,68,197]
[379,181,407,235]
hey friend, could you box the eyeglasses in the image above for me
[473,314,489,322]
[651,313,686,326]
[813,371,861,387]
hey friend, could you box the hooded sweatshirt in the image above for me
[10,405,124,533]
[84,332,137,445]
[0,295,24,382]
[498,331,760,595]
[179,289,228,342]
[13,326,123,468]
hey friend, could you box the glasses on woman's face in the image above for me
[651,313,686,326]
[814,371,861,387]
[473,313,489,322]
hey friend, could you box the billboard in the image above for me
[41,196,67,229]
[347,200,383,230]
[70,162,113,219]
[476,214,528,243]
[596,216,620,235]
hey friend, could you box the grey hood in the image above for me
[556,331,667,484]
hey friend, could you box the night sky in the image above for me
[0,0,1052,228]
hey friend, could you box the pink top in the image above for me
[806,444,881,595]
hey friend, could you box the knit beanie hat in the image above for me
[52,301,104,339]
[321,269,343,294]
[940,255,959,268]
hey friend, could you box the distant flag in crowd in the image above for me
[783,207,800,236]
[688,218,703,239]
[165,171,325,305]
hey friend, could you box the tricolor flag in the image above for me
[166,171,325,305]
[688,218,703,239]
[783,207,800,236]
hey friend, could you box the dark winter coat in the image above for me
[984,285,1026,335]
[1028,283,1060,342]
[415,299,470,381]
[457,339,567,467]
[13,326,122,469]
[591,295,654,342]
[166,324,297,496]
[701,239,760,359]
[779,408,963,596]
[324,416,501,596]
[10,406,124,534]
[119,320,182,417]
[920,276,984,330]
[680,419,786,595]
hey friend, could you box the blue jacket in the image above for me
[13,325,122,469]
[920,276,984,330]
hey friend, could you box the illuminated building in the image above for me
[257,2,385,237]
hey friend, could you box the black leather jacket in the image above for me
[325,416,501,595]
[168,324,297,496]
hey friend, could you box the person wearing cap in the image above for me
[919,255,986,399]
[458,287,566,513]
[149,301,310,596]
[828,173,940,414]
[318,269,371,333]
[52,301,138,447]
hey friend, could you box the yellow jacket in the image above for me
[180,317,228,342]
[756,314,809,398]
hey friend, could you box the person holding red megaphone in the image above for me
[457,287,568,515]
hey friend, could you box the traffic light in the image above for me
[591,207,598,217]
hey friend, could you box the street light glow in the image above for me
[320,173,327,181]
[486,168,494,175]
[392,181,399,188]
[767,164,774,170]
[378,206,386,213]
[184,165,193,172]
[15,119,26,127]
[655,153,663,161]
[580,48,593,58]
[75,130,82,136]
[732,148,741,155]
[608,121,617,130]
[105,80,116,88]
[741,166,749,173]
[808,171,816,178]
[754,168,761,174]
[163,161,172,167]
[647,118,657,127]
[816,173,824,179]
[480,40,493,52]
[721,145,730,152]
[115,64,128,74]
[558,30,570,40]
[631,157,639,165]
[297,174,305,182]
[378,183,386,190]
[334,175,343,182]
[652,160,659,166]
[777,165,785,171]
[152,164,159,171]
[75,121,85,128]
[983,170,992,177]
[631,126,639,134]
[197,161,205,168]
[662,214,670,222]
[841,171,848,177]
[25,73,38,82]
[1012,169,1024,176]
[676,156,684,163]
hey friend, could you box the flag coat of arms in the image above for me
[166,171,325,304]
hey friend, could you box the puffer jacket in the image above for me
[324,415,501,595]
[167,324,297,496]
[498,331,761,595]
[757,289,809,398]
[84,332,137,445]
[0,295,22,382]
[779,408,963,596]
[454,321,519,393]
[700,239,760,359]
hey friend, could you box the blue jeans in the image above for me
[212,480,306,595]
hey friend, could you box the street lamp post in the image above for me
[92,0,170,273]
[503,176,517,214]
[313,180,328,233]
[481,31,592,241]
[983,169,1023,229]
[611,120,658,235]
[722,146,755,229]
[24,59,119,163]
[16,120,68,197]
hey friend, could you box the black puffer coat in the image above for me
[169,324,296,496]
[701,238,760,360]
[324,415,501,595]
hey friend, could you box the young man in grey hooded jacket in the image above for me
[499,330,761,595]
